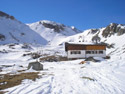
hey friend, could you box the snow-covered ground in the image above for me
[0,43,125,94]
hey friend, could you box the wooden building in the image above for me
[65,42,106,59]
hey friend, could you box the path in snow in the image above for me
[5,59,125,94]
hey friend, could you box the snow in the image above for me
[27,20,80,46]
[0,39,124,94]
[0,16,125,94]
[0,17,47,45]
[2,58,125,94]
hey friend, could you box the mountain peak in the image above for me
[28,20,81,45]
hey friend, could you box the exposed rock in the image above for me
[39,55,68,62]
[42,22,64,32]
[23,52,41,59]
[0,66,2,71]
[0,49,8,53]
[21,44,32,49]
[39,21,42,24]
[0,11,15,20]
[92,35,101,44]
[28,61,43,71]
[91,29,99,34]
[21,33,25,36]
[102,23,125,37]
[85,57,100,62]
[117,28,125,36]
[102,23,117,37]
[104,56,110,59]
[0,34,5,41]
[100,42,115,48]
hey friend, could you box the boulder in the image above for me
[85,57,100,62]
[28,61,43,71]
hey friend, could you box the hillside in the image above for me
[28,20,81,46]
[0,30,125,94]
[58,23,125,47]
[0,11,47,45]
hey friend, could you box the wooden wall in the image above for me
[65,43,106,51]
[86,45,106,50]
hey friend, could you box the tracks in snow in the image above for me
[5,60,125,94]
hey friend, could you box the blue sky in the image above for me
[0,0,125,30]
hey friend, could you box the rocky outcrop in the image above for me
[0,11,15,20]
[102,23,125,37]
[117,28,125,36]
[42,22,64,33]
[85,57,100,62]
[91,29,99,34]
[0,34,5,41]
[92,35,101,44]
[41,21,81,33]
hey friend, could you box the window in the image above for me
[99,51,103,54]
[74,51,77,54]
[70,51,81,54]
[78,51,81,54]
[86,51,91,54]
[86,50,98,54]
[92,51,94,54]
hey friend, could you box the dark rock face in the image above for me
[28,61,43,71]
[0,34,5,41]
[91,29,99,34]
[117,28,125,36]
[21,44,32,49]
[86,29,99,35]
[102,23,125,37]
[92,35,101,44]
[0,11,15,20]
[42,22,64,33]
[100,42,115,49]
[102,23,117,37]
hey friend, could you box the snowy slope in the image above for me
[28,20,80,46]
[0,11,47,45]
[0,23,125,94]
[0,37,125,94]
[55,23,125,45]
